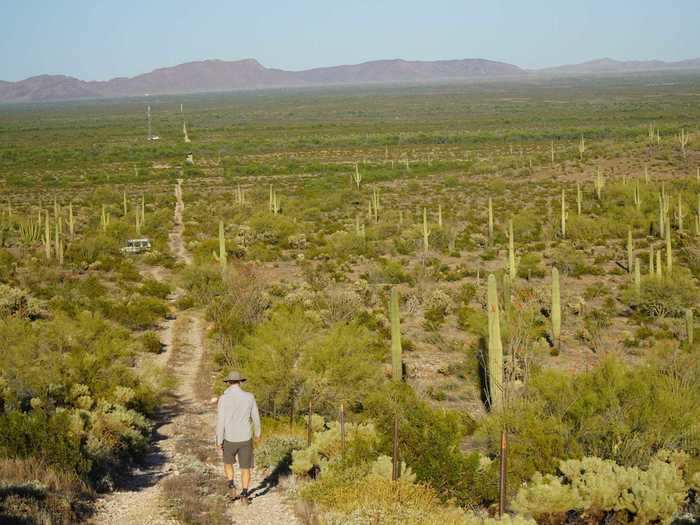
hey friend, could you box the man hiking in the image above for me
[216,371,261,504]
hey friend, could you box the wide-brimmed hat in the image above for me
[224,371,247,383]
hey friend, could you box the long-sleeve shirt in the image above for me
[215,384,261,445]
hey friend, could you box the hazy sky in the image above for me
[1,0,698,81]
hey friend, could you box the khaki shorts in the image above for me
[223,439,254,469]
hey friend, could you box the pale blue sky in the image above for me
[1,0,698,81]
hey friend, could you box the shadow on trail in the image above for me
[246,453,294,501]
[107,401,182,493]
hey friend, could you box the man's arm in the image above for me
[251,397,261,440]
[215,396,225,446]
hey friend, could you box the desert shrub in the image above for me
[0,458,92,525]
[367,257,414,285]
[102,295,167,329]
[366,383,482,506]
[206,265,269,347]
[325,230,367,259]
[624,270,699,318]
[513,454,688,524]
[254,436,305,470]
[291,420,379,476]
[0,411,89,476]
[477,353,700,495]
[140,278,171,299]
[517,253,545,279]
[552,245,597,277]
[140,331,162,353]
[235,307,385,416]
[180,263,226,306]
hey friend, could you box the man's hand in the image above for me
[254,436,262,447]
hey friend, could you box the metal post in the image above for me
[289,397,294,432]
[498,430,508,516]
[391,414,399,481]
[307,399,312,447]
[339,403,345,458]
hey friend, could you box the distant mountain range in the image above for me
[1,56,699,103]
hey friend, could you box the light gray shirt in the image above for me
[215,385,261,445]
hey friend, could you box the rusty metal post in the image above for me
[289,397,294,432]
[498,430,508,516]
[391,414,399,481]
[307,399,313,447]
[339,403,345,458]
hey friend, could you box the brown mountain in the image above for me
[0,58,522,103]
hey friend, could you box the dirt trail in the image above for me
[92,180,299,525]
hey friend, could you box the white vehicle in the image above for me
[121,238,152,254]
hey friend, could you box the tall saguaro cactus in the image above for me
[561,189,568,238]
[627,228,633,274]
[487,274,503,411]
[507,219,516,279]
[686,308,694,346]
[422,208,431,254]
[390,288,403,382]
[213,220,227,270]
[488,197,494,242]
[666,222,672,273]
[551,267,561,349]
[634,258,641,299]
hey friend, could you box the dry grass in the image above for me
[0,458,94,524]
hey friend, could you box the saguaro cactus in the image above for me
[561,189,568,238]
[634,257,641,299]
[487,274,503,411]
[213,220,227,269]
[352,164,362,190]
[422,208,431,254]
[576,182,582,215]
[551,267,561,348]
[507,219,516,279]
[627,228,633,274]
[44,211,51,260]
[488,197,494,242]
[594,169,604,200]
[390,288,402,381]
[67,202,75,239]
[578,135,586,160]
[666,222,672,273]
[686,308,694,346]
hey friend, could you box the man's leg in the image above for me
[240,468,251,492]
[224,463,235,483]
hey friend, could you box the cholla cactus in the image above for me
[389,288,402,382]
[487,274,503,411]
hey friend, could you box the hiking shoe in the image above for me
[240,489,251,505]
[227,480,238,499]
